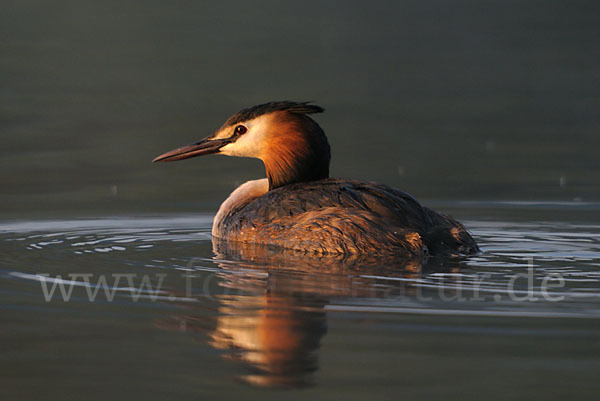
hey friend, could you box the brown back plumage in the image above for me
[214,178,479,257]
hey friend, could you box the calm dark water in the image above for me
[2,205,600,400]
[2,1,600,400]
[1,0,599,218]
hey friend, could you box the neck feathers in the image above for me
[262,113,330,190]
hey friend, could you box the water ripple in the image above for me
[1,215,599,318]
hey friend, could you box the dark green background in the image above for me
[2,0,599,219]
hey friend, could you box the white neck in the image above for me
[212,178,269,238]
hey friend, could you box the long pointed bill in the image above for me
[152,137,232,162]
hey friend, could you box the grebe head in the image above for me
[153,101,330,189]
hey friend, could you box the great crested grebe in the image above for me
[153,101,479,257]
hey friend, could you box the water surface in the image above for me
[2,1,600,399]
[2,203,600,400]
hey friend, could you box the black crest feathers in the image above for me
[223,101,324,127]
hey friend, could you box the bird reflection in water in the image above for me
[210,290,326,387]
[157,239,460,388]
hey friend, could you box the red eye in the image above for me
[235,125,247,135]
